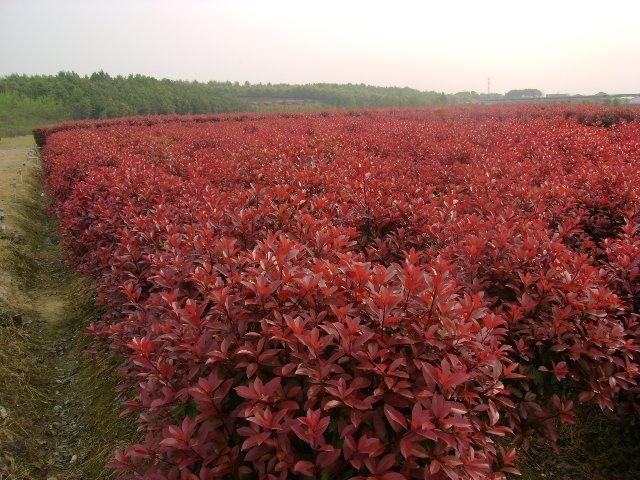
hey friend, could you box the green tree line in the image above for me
[4,71,623,138]
[0,71,460,137]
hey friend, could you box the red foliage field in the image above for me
[37,105,640,480]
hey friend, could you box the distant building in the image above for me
[630,97,640,105]
[546,93,570,98]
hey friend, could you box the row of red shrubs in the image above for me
[38,105,640,479]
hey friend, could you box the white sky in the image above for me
[1,0,639,94]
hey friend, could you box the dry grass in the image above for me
[0,141,136,479]
[520,406,640,480]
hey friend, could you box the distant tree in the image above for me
[0,71,472,136]
[453,91,480,103]
[505,89,543,100]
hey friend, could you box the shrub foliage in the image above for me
[39,105,640,479]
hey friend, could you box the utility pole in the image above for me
[487,77,491,96]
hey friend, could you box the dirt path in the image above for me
[0,137,132,480]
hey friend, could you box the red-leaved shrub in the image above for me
[38,105,640,479]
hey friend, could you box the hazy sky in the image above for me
[1,0,639,94]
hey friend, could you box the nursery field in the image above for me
[35,105,640,480]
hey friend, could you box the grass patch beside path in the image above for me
[0,138,136,479]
